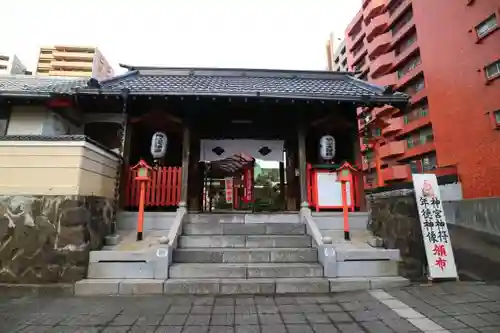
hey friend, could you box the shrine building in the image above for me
[0,66,411,294]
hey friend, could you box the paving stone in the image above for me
[235,305,257,314]
[311,324,339,333]
[155,327,184,333]
[299,304,323,313]
[161,314,188,326]
[211,314,235,326]
[282,313,307,324]
[186,315,211,326]
[432,316,470,329]
[101,328,131,333]
[304,313,330,324]
[320,303,343,312]
[257,305,279,313]
[209,326,235,333]
[360,320,394,333]
[235,314,259,325]
[457,314,493,328]
[191,306,212,314]
[168,305,192,314]
[286,324,314,333]
[183,326,209,333]
[261,325,287,333]
[235,326,260,333]
[382,318,420,332]
[327,312,353,323]
[258,314,282,324]
[335,323,364,333]
[214,305,235,314]
[129,326,157,333]
[478,313,500,325]
[278,304,301,313]
[349,310,379,322]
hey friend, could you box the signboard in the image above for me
[243,167,253,203]
[314,171,352,210]
[224,177,234,204]
[412,174,458,280]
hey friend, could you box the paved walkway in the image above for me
[1,282,500,333]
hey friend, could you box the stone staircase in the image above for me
[164,217,330,294]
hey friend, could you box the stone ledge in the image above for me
[0,283,75,297]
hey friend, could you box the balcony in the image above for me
[347,10,364,38]
[362,159,377,171]
[388,0,411,25]
[51,61,93,69]
[410,87,427,105]
[367,32,392,59]
[366,13,390,41]
[349,32,366,53]
[364,0,388,23]
[382,164,410,181]
[398,141,436,160]
[391,18,415,47]
[379,141,406,159]
[397,66,423,89]
[382,117,404,136]
[399,115,431,137]
[352,47,368,68]
[370,51,395,78]
[393,37,419,68]
[52,51,94,61]
[49,70,92,77]
[373,104,397,118]
[372,72,397,86]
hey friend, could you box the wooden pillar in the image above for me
[297,122,308,208]
[279,161,285,210]
[179,125,190,208]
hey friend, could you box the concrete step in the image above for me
[74,276,410,295]
[88,262,156,279]
[182,223,306,236]
[169,263,323,279]
[187,213,300,224]
[164,278,329,294]
[173,248,318,263]
[178,235,312,248]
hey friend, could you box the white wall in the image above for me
[7,106,82,136]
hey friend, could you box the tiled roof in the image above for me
[0,75,87,96]
[81,65,409,104]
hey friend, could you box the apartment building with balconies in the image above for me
[343,0,500,198]
[0,53,28,75]
[36,45,114,80]
[326,33,348,71]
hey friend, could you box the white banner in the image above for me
[200,139,284,162]
[412,174,458,280]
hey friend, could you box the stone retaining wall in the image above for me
[0,195,113,283]
[367,189,427,279]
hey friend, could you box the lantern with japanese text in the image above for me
[150,132,167,162]
[319,135,335,161]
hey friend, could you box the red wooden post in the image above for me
[337,162,357,241]
[131,160,152,241]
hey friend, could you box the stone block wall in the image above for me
[367,189,427,279]
[0,195,113,283]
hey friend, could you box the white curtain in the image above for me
[200,139,284,162]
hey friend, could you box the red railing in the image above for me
[124,166,182,207]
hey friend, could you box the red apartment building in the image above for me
[340,0,500,199]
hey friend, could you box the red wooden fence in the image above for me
[124,166,182,207]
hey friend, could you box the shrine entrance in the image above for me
[199,139,286,213]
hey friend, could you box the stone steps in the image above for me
[164,277,329,294]
[178,235,312,248]
[183,222,306,235]
[173,247,318,263]
[74,276,410,295]
[169,263,323,279]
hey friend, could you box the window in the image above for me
[395,34,417,56]
[391,10,413,36]
[476,14,498,38]
[485,60,500,80]
[404,104,429,124]
[0,106,10,136]
[397,55,421,78]
[406,127,434,148]
[409,154,437,173]
[495,111,500,124]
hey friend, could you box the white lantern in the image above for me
[150,132,167,159]
[319,135,336,160]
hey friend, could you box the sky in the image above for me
[0,0,361,74]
